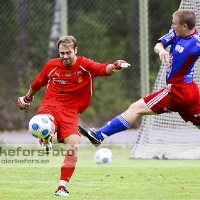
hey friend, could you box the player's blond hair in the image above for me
[173,9,196,30]
[56,35,77,49]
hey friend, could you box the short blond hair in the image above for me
[173,9,196,30]
[56,35,77,49]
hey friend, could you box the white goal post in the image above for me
[130,0,200,160]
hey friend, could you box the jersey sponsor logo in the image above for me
[175,44,184,53]
[52,79,68,84]
[52,76,83,84]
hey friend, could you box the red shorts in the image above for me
[143,81,200,125]
[37,105,81,142]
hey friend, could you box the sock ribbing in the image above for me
[97,115,131,139]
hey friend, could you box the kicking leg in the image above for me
[78,98,154,147]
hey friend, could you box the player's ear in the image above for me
[183,23,188,29]
[75,47,78,55]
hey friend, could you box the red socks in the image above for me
[57,155,77,190]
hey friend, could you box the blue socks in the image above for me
[96,115,131,140]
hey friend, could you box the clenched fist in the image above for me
[18,94,34,110]
[112,60,131,72]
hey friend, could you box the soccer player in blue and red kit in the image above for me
[78,9,200,147]
[17,35,130,196]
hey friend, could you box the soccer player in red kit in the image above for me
[17,35,130,196]
[78,9,200,147]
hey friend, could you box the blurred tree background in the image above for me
[0,0,181,130]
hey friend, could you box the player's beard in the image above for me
[62,58,73,66]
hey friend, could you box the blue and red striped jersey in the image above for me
[158,29,200,84]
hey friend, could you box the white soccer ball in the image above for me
[29,114,53,139]
[94,148,113,164]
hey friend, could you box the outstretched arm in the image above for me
[154,42,170,64]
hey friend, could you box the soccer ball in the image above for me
[94,148,113,164]
[29,114,53,139]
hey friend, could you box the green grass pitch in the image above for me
[0,146,200,200]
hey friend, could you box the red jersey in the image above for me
[31,56,111,114]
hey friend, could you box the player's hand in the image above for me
[112,60,131,72]
[18,94,34,110]
[158,50,170,64]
